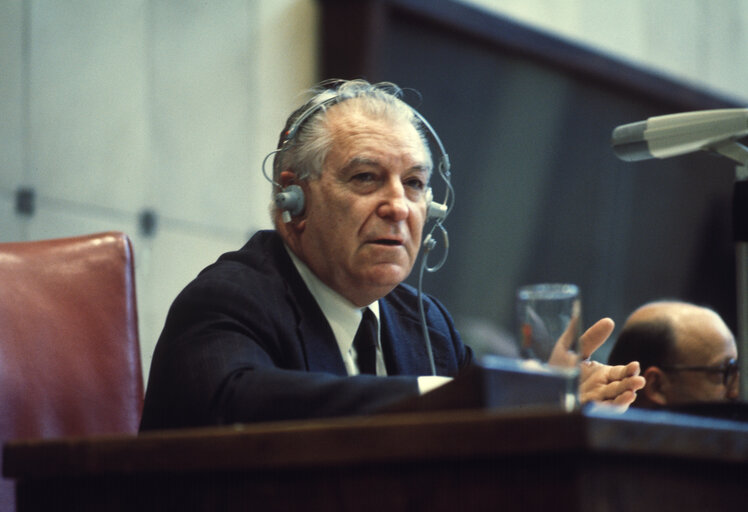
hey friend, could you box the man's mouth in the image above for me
[371,238,402,246]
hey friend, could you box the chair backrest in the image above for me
[0,231,144,509]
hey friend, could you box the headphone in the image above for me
[261,87,454,376]
[262,92,454,227]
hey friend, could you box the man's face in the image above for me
[294,103,430,306]
[665,309,739,403]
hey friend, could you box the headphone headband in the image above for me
[279,91,451,180]
[282,95,341,148]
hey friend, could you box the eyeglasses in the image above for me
[660,358,739,387]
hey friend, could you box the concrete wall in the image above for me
[1,0,317,380]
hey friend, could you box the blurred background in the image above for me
[3,0,748,381]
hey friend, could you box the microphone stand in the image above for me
[712,140,748,399]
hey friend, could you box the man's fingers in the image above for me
[593,375,646,401]
[579,318,615,359]
[556,313,580,352]
[579,360,646,405]
[605,361,641,381]
[609,389,637,407]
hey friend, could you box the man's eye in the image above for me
[405,178,425,190]
[351,172,376,183]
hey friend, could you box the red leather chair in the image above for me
[0,232,144,510]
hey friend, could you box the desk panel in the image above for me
[4,407,748,511]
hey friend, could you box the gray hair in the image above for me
[272,79,433,192]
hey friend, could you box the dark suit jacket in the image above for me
[139,230,471,430]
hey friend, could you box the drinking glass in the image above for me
[515,283,582,408]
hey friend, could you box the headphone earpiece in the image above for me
[275,184,305,223]
[425,187,448,220]
[427,201,448,220]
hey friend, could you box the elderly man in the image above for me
[140,80,643,430]
[608,300,739,407]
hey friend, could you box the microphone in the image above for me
[612,108,748,162]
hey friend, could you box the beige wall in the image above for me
[2,0,745,381]
[458,0,748,104]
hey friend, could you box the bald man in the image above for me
[608,301,739,408]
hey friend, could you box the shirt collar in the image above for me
[285,245,380,357]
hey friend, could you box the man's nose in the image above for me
[377,180,409,221]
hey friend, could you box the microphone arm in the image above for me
[612,109,748,400]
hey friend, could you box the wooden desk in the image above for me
[4,406,748,511]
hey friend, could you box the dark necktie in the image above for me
[353,308,378,375]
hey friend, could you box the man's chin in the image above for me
[363,270,412,293]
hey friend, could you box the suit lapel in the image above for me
[295,295,348,376]
[380,299,434,376]
[270,235,348,376]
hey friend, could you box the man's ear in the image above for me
[642,366,668,406]
[279,170,296,188]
